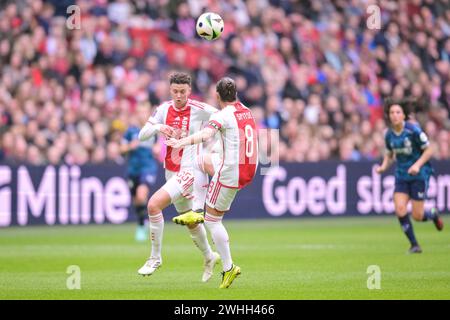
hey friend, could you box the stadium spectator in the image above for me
[0,0,449,166]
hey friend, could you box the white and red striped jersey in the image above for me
[207,102,258,189]
[149,98,218,172]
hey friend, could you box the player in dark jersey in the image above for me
[376,98,443,254]
[121,103,158,242]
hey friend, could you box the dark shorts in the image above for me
[394,179,428,201]
[128,172,157,197]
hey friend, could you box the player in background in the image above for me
[376,98,443,254]
[137,72,220,282]
[120,102,158,242]
[167,77,259,288]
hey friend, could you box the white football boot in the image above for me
[138,257,162,276]
[202,252,220,282]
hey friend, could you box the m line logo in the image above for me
[0,166,12,226]
[0,165,131,227]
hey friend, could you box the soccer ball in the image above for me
[196,12,224,41]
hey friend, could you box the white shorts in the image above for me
[162,169,194,213]
[206,175,238,212]
[210,152,222,174]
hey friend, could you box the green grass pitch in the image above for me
[1,216,449,300]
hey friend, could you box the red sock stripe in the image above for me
[150,217,164,224]
[149,213,164,223]
[205,213,222,222]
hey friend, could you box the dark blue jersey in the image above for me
[122,126,157,177]
[384,121,433,181]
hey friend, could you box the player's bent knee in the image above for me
[147,189,172,215]
[147,200,159,215]
[395,206,407,216]
[136,195,148,205]
[411,210,423,221]
[147,197,165,215]
[395,211,408,218]
[136,185,149,203]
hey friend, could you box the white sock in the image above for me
[188,224,213,260]
[204,213,232,271]
[149,212,164,259]
[192,163,208,212]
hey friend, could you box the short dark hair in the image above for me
[169,72,191,86]
[216,77,237,102]
[383,97,413,122]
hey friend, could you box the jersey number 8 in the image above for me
[244,124,254,157]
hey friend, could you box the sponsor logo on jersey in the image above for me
[393,138,412,155]
[419,132,428,143]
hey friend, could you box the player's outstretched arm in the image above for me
[138,121,160,141]
[376,151,394,174]
[138,120,176,141]
[166,127,217,149]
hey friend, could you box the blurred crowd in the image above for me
[0,0,449,166]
